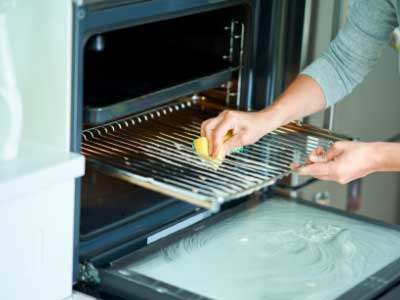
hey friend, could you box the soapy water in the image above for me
[126,199,400,300]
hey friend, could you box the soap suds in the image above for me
[125,199,400,300]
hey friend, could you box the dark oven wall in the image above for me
[80,1,256,126]
[252,0,306,109]
[83,8,237,109]
[71,0,305,282]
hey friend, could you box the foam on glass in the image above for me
[124,199,400,300]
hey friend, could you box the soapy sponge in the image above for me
[193,136,213,158]
[193,130,243,161]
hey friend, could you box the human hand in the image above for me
[296,141,379,184]
[200,110,269,158]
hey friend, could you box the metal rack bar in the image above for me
[82,98,347,212]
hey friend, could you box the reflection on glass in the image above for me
[124,199,400,300]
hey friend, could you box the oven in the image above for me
[71,1,400,300]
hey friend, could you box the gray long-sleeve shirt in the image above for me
[302,0,399,107]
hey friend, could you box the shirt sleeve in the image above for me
[301,0,399,107]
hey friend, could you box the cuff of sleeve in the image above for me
[301,57,347,107]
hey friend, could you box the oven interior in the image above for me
[78,1,343,267]
[83,5,249,125]
[79,4,251,263]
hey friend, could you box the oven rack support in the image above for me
[223,19,245,109]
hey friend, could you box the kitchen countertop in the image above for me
[0,141,85,200]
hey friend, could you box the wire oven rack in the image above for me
[81,97,348,212]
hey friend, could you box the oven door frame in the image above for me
[71,0,305,282]
[96,193,400,300]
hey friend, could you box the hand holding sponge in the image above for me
[193,130,243,161]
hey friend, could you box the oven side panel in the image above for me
[72,3,84,283]
[252,0,306,109]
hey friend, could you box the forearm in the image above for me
[258,74,326,132]
[373,142,400,172]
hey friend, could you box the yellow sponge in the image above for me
[192,130,241,161]
[193,137,212,156]
[223,130,234,141]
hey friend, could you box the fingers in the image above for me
[306,146,324,164]
[290,163,301,170]
[201,116,219,138]
[297,161,349,183]
[298,162,333,177]
[200,120,209,137]
[298,162,339,183]
[201,113,226,156]
[201,110,237,157]
[292,161,334,181]
[307,143,345,163]
[296,141,356,184]
[210,116,236,157]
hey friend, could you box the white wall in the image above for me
[5,0,72,151]
[0,3,80,300]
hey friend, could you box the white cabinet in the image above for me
[0,1,84,299]
[0,143,84,300]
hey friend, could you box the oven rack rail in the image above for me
[81,98,346,212]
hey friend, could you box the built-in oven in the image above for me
[71,1,400,299]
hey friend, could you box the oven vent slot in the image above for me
[81,98,347,212]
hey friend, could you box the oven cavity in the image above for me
[83,5,249,125]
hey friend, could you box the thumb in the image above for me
[308,143,343,163]
[298,161,333,177]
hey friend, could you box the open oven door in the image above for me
[92,194,400,300]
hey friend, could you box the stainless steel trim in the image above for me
[82,99,347,212]
[300,0,313,70]
[322,0,343,131]
[223,19,244,108]
[73,0,144,8]
[236,21,245,109]
[147,210,211,244]
[84,68,238,125]
[99,268,213,300]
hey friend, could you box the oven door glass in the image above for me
[100,197,400,300]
